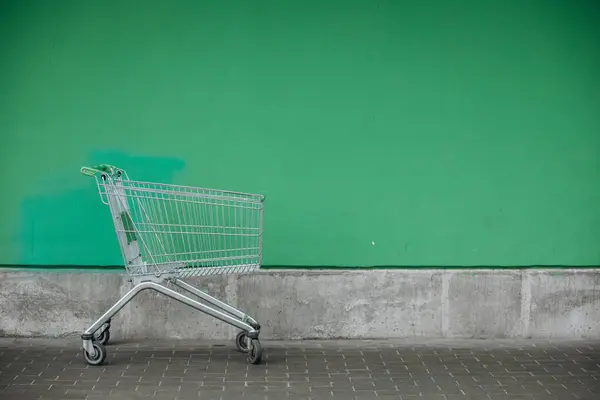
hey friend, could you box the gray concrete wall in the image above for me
[1,269,599,340]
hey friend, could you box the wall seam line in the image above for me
[441,271,450,337]
[520,270,532,338]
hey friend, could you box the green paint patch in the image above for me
[15,150,185,266]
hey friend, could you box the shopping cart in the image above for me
[79,164,265,365]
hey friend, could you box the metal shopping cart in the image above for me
[79,164,265,365]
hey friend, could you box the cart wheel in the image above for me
[95,328,110,345]
[83,342,107,366]
[248,339,262,365]
[235,331,249,353]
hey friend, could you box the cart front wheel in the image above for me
[95,328,110,345]
[248,339,262,365]
[235,331,249,353]
[83,342,107,366]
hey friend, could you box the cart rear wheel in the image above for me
[248,339,262,365]
[95,328,110,345]
[83,342,107,366]
[235,331,249,353]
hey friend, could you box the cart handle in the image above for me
[81,164,125,178]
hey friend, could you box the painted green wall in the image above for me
[1,0,599,268]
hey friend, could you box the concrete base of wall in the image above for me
[1,269,599,340]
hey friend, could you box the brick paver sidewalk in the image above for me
[1,338,599,400]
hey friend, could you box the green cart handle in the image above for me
[81,164,122,177]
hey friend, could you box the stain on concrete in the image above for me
[536,290,600,314]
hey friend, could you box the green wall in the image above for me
[1,0,599,268]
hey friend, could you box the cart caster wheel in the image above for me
[83,342,107,366]
[95,328,110,345]
[248,339,262,365]
[235,331,249,353]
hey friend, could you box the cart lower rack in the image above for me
[79,164,265,365]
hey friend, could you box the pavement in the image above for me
[0,338,599,400]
